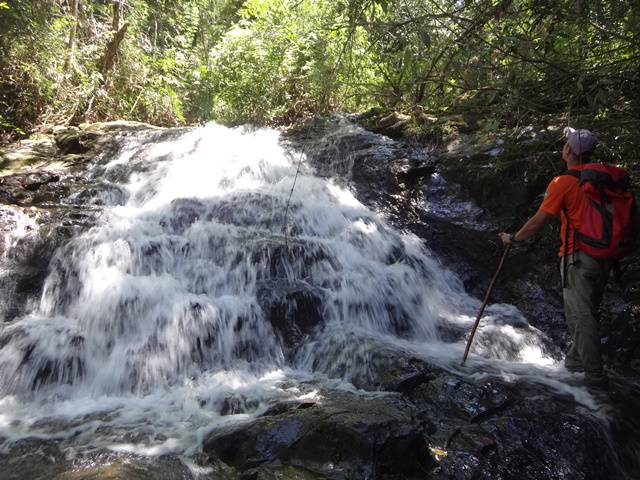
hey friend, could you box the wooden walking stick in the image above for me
[462,244,511,365]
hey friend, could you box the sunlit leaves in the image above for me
[200,0,383,123]
[0,0,638,156]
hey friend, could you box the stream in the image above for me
[0,119,636,479]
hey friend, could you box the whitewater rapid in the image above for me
[0,123,574,456]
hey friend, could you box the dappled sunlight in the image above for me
[0,123,573,456]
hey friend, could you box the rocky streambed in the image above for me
[0,118,639,479]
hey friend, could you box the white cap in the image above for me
[564,127,598,155]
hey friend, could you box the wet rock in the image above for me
[400,372,623,480]
[54,126,97,155]
[351,349,437,392]
[252,240,335,282]
[0,138,58,173]
[58,454,197,480]
[20,171,60,191]
[0,442,203,480]
[204,390,432,479]
[366,111,412,139]
[284,115,434,193]
[2,176,71,206]
[0,439,68,479]
[69,182,129,206]
[80,120,161,134]
[356,109,442,144]
[257,280,325,356]
[395,163,436,185]
[0,205,97,322]
[261,401,317,417]
[220,394,260,415]
[294,323,442,391]
[285,117,436,244]
[20,338,85,391]
[403,375,516,426]
[236,465,328,480]
[210,374,626,478]
[432,405,613,479]
[167,197,207,233]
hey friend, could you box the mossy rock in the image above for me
[439,132,564,224]
[78,120,161,133]
[0,139,59,174]
[238,465,331,480]
[53,457,194,480]
[357,109,445,144]
[54,126,99,155]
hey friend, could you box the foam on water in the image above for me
[0,123,586,455]
[1,206,39,260]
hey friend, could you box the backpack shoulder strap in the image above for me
[563,169,581,180]
[560,170,581,280]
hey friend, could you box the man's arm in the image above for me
[499,210,555,245]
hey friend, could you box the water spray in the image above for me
[462,244,511,364]
[282,149,305,248]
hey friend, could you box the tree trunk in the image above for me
[112,0,121,32]
[152,17,158,55]
[64,0,79,71]
[99,1,128,75]
[99,22,128,75]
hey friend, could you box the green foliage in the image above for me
[201,0,380,124]
[0,0,241,133]
[0,0,638,153]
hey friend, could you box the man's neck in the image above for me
[566,158,585,169]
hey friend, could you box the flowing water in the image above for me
[0,122,586,460]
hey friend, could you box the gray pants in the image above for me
[561,249,611,379]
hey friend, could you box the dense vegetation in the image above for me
[1,0,639,158]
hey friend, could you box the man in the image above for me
[499,128,611,389]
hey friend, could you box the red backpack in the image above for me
[566,163,638,260]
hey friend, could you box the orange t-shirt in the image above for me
[539,165,585,256]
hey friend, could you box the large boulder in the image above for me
[204,389,432,479]
[400,372,624,479]
[203,369,632,479]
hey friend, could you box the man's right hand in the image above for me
[498,232,514,246]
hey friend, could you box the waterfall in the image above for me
[0,122,558,454]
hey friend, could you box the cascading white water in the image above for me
[0,122,562,455]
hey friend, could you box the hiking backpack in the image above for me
[566,163,638,260]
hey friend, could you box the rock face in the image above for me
[257,279,325,358]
